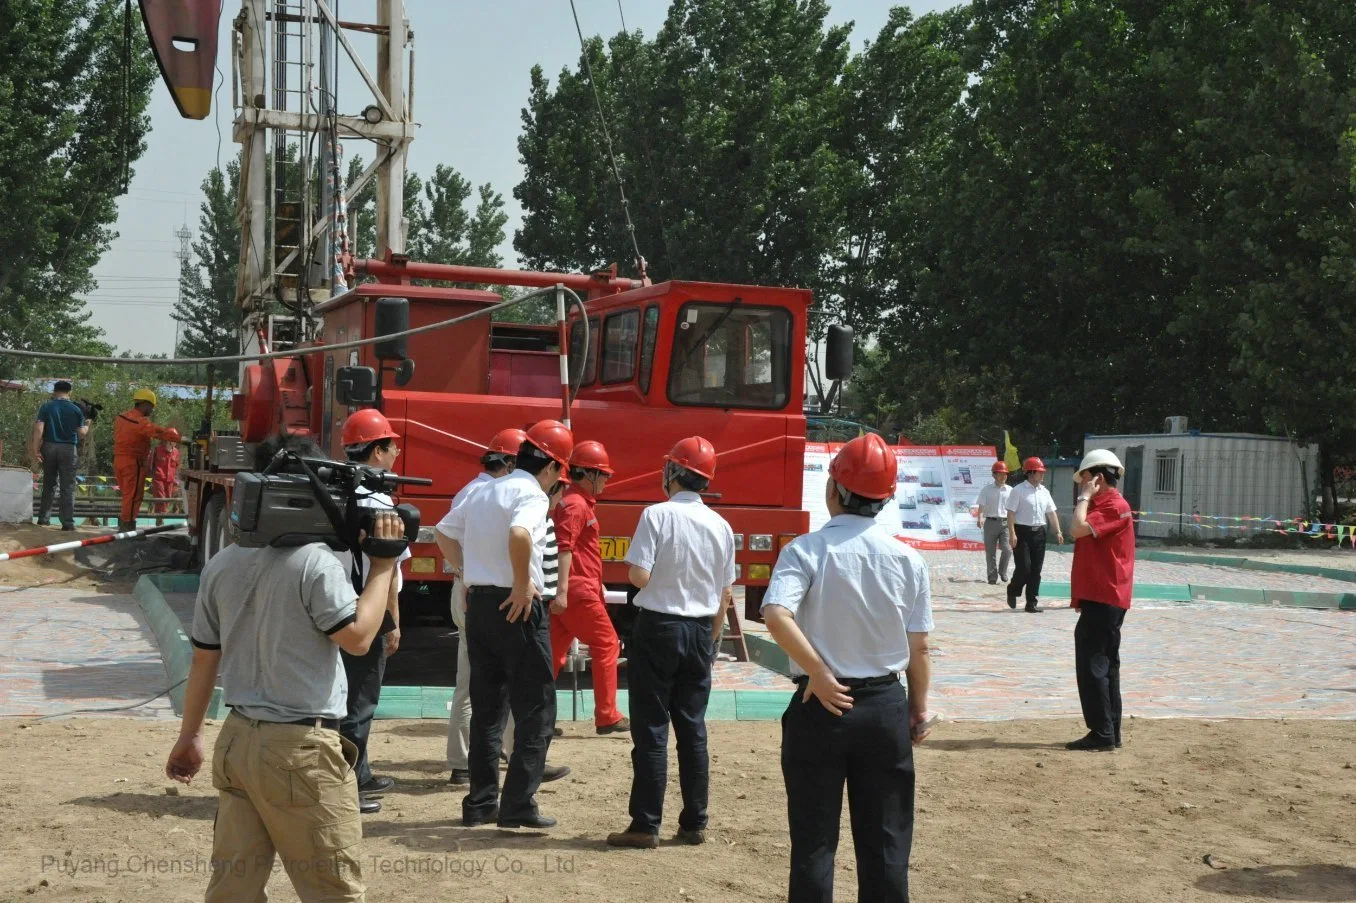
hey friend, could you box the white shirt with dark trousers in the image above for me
[1006,481,1057,527]
[619,490,737,837]
[761,514,934,902]
[440,468,555,825]
[626,491,736,618]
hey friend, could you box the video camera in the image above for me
[75,399,104,422]
[230,451,431,558]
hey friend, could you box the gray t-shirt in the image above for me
[191,542,358,721]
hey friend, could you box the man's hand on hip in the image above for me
[502,583,539,623]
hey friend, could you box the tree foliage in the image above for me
[173,163,244,359]
[515,0,1356,497]
[0,0,157,374]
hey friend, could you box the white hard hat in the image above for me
[1076,448,1124,479]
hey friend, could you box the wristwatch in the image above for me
[1076,495,1091,504]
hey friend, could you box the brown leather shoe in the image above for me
[675,828,705,845]
[596,716,630,735]
[606,830,658,849]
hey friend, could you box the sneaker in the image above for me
[447,768,470,785]
[1065,732,1116,752]
[597,717,630,735]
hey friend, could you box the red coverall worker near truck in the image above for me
[150,439,181,523]
[113,388,180,531]
[608,436,736,850]
[550,440,628,734]
[1066,448,1136,752]
[762,433,935,903]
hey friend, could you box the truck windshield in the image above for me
[667,302,791,409]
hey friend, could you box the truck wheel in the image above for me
[201,493,227,564]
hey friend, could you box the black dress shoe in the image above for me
[1025,603,1043,613]
[359,775,394,795]
[541,764,571,783]
[447,768,470,785]
[360,796,382,814]
[1007,595,1018,609]
[462,809,499,827]
[1065,732,1116,752]
[498,813,557,829]
[553,726,565,737]
[675,828,706,845]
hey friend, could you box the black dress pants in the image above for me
[1008,524,1048,606]
[1074,600,1126,742]
[340,634,387,786]
[782,679,915,903]
[626,609,714,835]
[463,587,556,822]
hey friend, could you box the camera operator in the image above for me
[334,409,412,814]
[164,435,406,902]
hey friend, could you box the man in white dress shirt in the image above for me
[1005,456,1063,612]
[439,420,573,830]
[974,461,1013,584]
[762,432,934,903]
[607,436,736,850]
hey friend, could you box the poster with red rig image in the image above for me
[803,443,998,550]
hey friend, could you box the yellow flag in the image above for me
[1003,431,1022,472]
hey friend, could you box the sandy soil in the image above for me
[0,717,1351,903]
[0,523,111,590]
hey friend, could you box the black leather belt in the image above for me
[985,517,1004,521]
[796,672,899,689]
[285,716,341,730]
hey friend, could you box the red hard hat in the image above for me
[525,420,574,466]
[992,461,1009,474]
[829,433,898,500]
[342,408,399,448]
[1023,456,1046,473]
[570,440,614,475]
[666,436,717,480]
[488,428,528,456]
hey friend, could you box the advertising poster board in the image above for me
[803,443,997,550]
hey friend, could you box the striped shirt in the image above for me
[542,517,559,599]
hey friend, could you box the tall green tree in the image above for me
[514,0,851,288]
[173,164,244,359]
[0,0,157,373]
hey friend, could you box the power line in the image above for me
[567,0,648,281]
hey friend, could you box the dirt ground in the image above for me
[0,718,1352,903]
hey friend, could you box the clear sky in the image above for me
[87,0,951,355]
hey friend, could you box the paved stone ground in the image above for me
[4,549,1353,721]
[0,585,173,719]
[921,547,1356,593]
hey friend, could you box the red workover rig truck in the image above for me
[139,1,852,646]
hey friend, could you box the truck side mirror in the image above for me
[393,358,415,387]
[374,297,409,361]
[335,366,377,406]
[825,324,854,381]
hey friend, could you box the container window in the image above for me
[667,303,791,409]
[601,310,641,385]
[1154,451,1179,494]
[637,306,660,393]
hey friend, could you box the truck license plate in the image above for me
[599,537,631,562]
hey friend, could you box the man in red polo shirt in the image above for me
[1066,449,1136,752]
[550,441,628,734]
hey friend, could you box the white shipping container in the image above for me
[1082,432,1317,539]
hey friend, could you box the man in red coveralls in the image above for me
[550,440,629,734]
[113,389,180,532]
[150,439,181,523]
[1066,449,1136,752]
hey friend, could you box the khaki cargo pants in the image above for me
[206,711,365,902]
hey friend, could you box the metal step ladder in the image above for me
[719,594,750,662]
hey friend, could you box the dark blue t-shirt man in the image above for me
[32,381,87,530]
